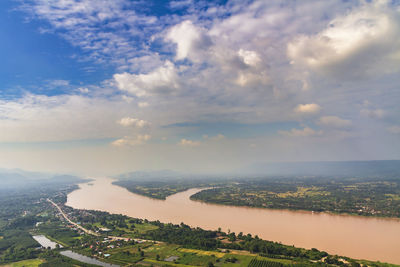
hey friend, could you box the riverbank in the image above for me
[50,191,399,266]
[113,176,400,219]
[66,178,400,264]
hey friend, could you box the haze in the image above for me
[0,0,399,176]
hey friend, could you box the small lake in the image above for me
[66,178,400,264]
[32,235,60,249]
[60,250,120,267]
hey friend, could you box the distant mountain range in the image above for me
[116,170,183,181]
[0,168,87,189]
[115,160,400,182]
[243,160,400,177]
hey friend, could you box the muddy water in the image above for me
[66,178,400,264]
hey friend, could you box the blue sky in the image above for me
[0,0,399,175]
[0,1,114,99]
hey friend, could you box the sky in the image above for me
[0,0,399,176]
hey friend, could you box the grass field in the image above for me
[276,186,330,198]
[132,222,159,234]
[179,248,225,258]
[0,259,44,267]
[94,220,159,237]
[143,258,197,267]
[102,242,295,267]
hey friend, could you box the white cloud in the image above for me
[117,117,150,128]
[114,61,180,97]
[111,134,151,147]
[47,79,70,87]
[237,49,261,67]
[9,0,400,169]
[387,125,400,134]
[165,20,212,62]
[294,103,321,114]
[121,95,134,103]
[0,93,135,142]
[279,127,322,137]
[78,87,90,94]
[288,0,400,78]
[20,0,158,65]
[179,138,201,147]
[318,116,352,128]
[235,71,269,87]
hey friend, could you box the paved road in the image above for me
[47,199,158,243]
[47,198,100,236]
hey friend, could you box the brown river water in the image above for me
[66,178,400,264]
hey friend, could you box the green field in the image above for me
[0,259,43,267]
[191,177,400,218]
[1,175,399,267]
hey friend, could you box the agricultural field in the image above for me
[1,172,399,267]
[0,259,43,267]
[248,258,284,267]
[191,177,400,218]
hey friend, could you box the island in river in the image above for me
[67,178,400,265]
[113,174,400,218]
[3,174,395,267]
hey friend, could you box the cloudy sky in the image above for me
[0,0,399,175]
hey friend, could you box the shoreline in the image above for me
[109,179,400,221]
[66,178,400,264]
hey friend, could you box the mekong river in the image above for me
[66,178,400,264]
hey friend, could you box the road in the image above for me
[47,198,100,236]
[47,198,158,243]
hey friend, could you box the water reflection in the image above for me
[60,250,119,267]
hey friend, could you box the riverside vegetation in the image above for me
[1,174,398,266]
[114,174,400,218]
[190,177,400,217]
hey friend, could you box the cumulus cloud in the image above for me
[294,103,321,114]
[114,61,180,97]
[111,134,151,146]
[9,0,400,167]
[165,20,212,62]
[117,117,150,128]
[237,49,261,67]
[179,138,201,147]
[235,70,269,87]
[121,95,134,103]
[288,0,400,78]
[318,116,352,128]
[279,127,322,137]
[78,87,90,94]
[0,93,134,142]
